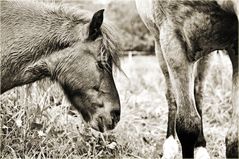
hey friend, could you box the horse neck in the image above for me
[1,2,81,93]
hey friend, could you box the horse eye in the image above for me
[97,61,104,70]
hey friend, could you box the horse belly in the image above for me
[182,9,237,60]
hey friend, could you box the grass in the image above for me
[0,52,233,158]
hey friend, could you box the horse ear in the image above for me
[88,9,104,40]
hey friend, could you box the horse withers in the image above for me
[136,0,238,158]
[1,1,121,132]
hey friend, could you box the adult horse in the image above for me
[135,0,238,158]
[1,1,121,133]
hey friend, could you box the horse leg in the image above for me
[173,60,201,159]
[193,55,211,159]
[155,40,178,159]
[225,2,239,158]
[226,46,238,158]
[160,24,202,158]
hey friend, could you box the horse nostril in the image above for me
[110,109,120,123]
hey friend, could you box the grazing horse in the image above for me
[1,1,121,132]
[135,0,238,158]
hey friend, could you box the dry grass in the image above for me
[0,52,233,158]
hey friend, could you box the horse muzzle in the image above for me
[90,109,120,132]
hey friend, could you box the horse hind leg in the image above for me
[193,55,212,159]
[154,40,179,159]
[160,24,202,158]
[226,46,238,158]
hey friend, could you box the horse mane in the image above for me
[2,1,121,73]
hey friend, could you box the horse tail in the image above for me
[153,0,167,26]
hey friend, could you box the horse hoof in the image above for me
[195,147,210,159]
[162,136,178,159]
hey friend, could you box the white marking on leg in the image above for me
[195,147,210,159]
[162,135,178,159]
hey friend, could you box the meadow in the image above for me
[0,52,233,158]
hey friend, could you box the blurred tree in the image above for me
[106,0,154,53]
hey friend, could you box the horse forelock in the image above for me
[99,22,122,72]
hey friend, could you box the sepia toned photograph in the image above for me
[0,0,238,158]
